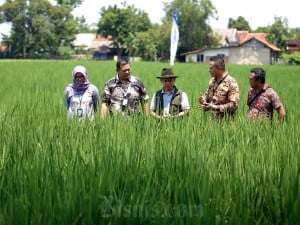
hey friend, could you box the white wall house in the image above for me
[181,30,281,65]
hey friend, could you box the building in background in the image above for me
[72,33,117,60]
[181,29,281,65]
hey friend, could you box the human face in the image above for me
[249,73,257,88]
[161,78,175,92]
[208,61,218,77]
[117,63,131,82]
[74,72,85,83]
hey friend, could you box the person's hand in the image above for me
[200,102,218,111]
[199,94,206,105]
[162,114,171,118]
[151,111,165,120]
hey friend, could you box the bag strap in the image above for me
[247,86,270,106]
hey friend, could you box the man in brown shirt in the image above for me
[247,68,285,120]
[199,55,240,119]
[100,58,149,119]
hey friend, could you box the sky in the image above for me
[1,0,299,41]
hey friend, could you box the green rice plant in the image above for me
[0,60,299,225]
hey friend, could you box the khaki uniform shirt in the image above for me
[101,75,149,115]
[203,73,240,118]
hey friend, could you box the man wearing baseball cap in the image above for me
[150,68,190,119]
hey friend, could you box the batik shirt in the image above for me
[64,84,99,121]
[247,85,283,120]
[203,73,240,118]
[101,75,149,115]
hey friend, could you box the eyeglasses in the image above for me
[121,69,130,73]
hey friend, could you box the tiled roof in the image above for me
[0,44,8,52]
[72,33,113,50]
[286,39,300,51]
[237,31,281,51]
[287,39,300,46]
[181,29,281,56]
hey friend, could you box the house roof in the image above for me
[286,39,300,51]
[89,35,113,51]
[72,33,96,49]
[72,33,113,51]
[236,31,267,43]
[287,39,300,46]
[180,29,281,55]
[237,31,281,51]
[0,44,8,52]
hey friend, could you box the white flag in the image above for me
[170,10,179,66]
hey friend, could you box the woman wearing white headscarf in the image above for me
[64,65,99,121]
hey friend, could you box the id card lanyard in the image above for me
[76,91,86,117]
[122,82,131,110]
[212,74,228,103]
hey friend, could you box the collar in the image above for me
[263,84,270,90]
[254,83,269,93]
[115,74,131,84]
[215,71,228,82]
[161,86,176,94]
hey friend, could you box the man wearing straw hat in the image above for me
[150,68,190,119]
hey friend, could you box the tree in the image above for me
[289,28,300,40]
[131,28,160,61]
[267,16,290,51]
[131,24,169,61]
[75,16,96,33]
[282,52,300,65]
[163,0,218,60]
[255,16,290,51]
[97,4,152,58]
[56,0,83,7]
[0,0,81,58]
[228,16,251,31]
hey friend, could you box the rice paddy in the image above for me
[0,60,299,225]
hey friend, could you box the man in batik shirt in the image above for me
[247,68,285,120]
[199,55,240,119]
[100,58,149,119]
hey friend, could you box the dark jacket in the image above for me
[153,86,183,116]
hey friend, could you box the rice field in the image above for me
[0,60,299,225]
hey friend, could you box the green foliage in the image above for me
[0,60,299,225]
[97,5,152,58]
[132,29,159,61]
[0,0,79,58]
[288,27,300,40]
[58,45,74,59]
[132,24,172,61]
[55,0,83,7]
[282,52,300,65]
[164,0,217,54]
[75,16,96,33]
[228,16,252,31]
[95,0,218,61]
[255,16,290,52]
[267,16,290,51]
